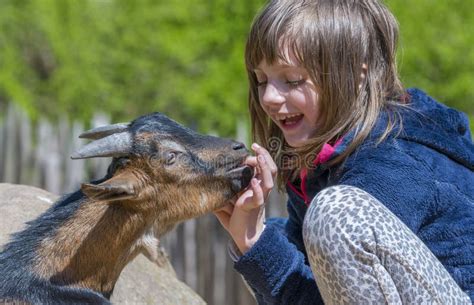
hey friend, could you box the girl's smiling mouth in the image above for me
[275,113,305,129]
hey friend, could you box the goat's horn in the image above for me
[79,123,130,140]
[71,132,132,159]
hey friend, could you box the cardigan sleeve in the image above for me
[233,199,324,305]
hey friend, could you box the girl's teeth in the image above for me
[280,114,304,125]
[277,113,302,120]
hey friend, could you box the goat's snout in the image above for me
[229,165,253,193]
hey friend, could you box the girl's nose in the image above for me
[260,82,285,107]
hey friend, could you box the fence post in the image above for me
[18,105,33,185]
[37,118,62,194]
[63,121,86,193]
[196,214,214,304]
[3,103,20,184]
[183,218,197,291]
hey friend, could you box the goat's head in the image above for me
[71,113,253,226]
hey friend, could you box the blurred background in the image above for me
[0,0,472,304]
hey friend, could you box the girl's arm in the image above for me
[215,144,324,304]
[236,208,324,305]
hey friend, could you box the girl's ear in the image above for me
[81,172,140,202]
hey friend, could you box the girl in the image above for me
[214,0,473,304]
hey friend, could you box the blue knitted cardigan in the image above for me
[234,88,474,304]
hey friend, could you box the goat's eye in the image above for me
[165,151,178,165]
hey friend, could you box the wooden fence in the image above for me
[0,103,288,305]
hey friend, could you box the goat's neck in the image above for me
[33,200,156,296]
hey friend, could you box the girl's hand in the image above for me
[214,143,277,254]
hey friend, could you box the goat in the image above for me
[0,112,252,305]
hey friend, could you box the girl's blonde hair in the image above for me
[245,0,406,188]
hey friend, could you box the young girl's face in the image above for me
[254,54,321,148]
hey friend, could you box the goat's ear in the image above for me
[81,173,139,203]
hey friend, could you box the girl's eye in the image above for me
[286,79,304,87]
[254,72,267,87]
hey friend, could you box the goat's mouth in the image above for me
[226,165,253,193]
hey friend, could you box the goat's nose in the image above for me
[232,141,246,151]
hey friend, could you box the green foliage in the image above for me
[386,0,473,116]
[0,0,472,135]
[0,0,264,134]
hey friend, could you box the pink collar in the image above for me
[287,139,343,205]
[313,138,343,166]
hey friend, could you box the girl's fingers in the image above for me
[235,178,264,212]
[234,188,254,209]
[257,154,274,194]
[251,143,277,178]
[240,143,278,205]
[244,156,260,177]
[250,143,276,199]
[249,178,264,209]
[244,156,258,167]
[244,178,264,211]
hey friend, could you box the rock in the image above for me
[0,183,206,305]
